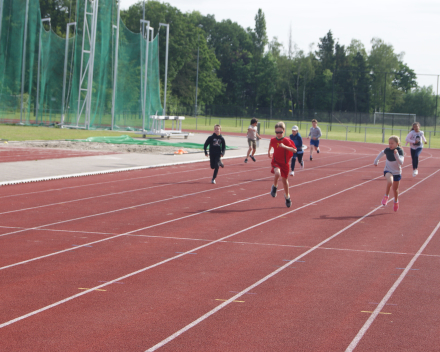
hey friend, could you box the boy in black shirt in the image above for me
[204,124,226,184]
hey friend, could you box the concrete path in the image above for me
[0,133,271,185]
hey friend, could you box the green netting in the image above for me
[69,135,236,149]
[0,0,163,130]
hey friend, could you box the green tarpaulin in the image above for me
[69,135,236,149]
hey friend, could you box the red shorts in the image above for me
[271,160,289,179]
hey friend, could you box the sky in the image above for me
[120,0,440,90]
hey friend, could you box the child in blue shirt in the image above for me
[289,125,303,176]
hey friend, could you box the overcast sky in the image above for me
[120,0,440,89]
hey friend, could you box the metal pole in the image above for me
[0,0,4,46]
[20,0,30,124]
[140,20,150,132]
[159,23,169,116]
[61,22,76,125]
[326,124,328,139]
[435,75,439,136]
[364,127,366,142]
[330,73,334,131]
[382,72,387,143]
[36,18,51,123]
[195,31,200,119]
[429,131,431,148]
[142,0,145,36]
[111,3,120,130]
[346,126,348,141]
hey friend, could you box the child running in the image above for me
[405,122,427,177]
[289,125,304,176]
[308,119,322,160]
[245,118,261,163]
[204,124,226,184]
[374,135,404,212]
[268,122,297,207]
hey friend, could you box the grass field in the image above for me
[1,115,439,148]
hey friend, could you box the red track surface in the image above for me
[0,146,116,163]
[0,140,439,351]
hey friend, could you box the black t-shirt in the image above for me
[384,147,404,161]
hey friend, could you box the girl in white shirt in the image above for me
[405,122,427,177]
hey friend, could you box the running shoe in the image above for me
[300,161,304,169]
[244,158,248,163]
[317,149,320,153]
[394,201,399,212]
[211,179,216,184]
[218,160,224,168]
[381,195,389,206]
[250,155,256,162]
[270,185,277,197]
[413,170,418,177]
[290,171,294,176]
[310,156,313,161]
[285,196,292,208]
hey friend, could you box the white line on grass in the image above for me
[345,219,440,352]
[145,168,440,352]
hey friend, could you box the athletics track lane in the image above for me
[0,146,116,162]
[0,142,438,347]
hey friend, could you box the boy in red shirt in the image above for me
[268,121,297,207]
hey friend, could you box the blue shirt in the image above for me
[289,133,303,154]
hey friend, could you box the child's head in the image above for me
[214,124,221,135]
[388,135,400,149]
[250,118,258,126]
[291,125,298,135]
[411,122,421,132]
[311,119,318,127]
[274,122,285,137]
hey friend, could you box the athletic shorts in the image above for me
[271,160,289,179]
[310,139,320,147]
[248,138,257,149]
[384,171,402,182]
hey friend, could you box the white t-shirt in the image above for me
[405,130,426,150]
[247,125,257,141]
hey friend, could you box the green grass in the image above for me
[174,116,440,149]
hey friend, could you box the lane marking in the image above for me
[0,158,375,270]
[144,169,440,352]
[360,311,391,315]
[215,299,245,303]
[78,288,107,292]
[345,219,440,352]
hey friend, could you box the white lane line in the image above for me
[0,162,437,331]
[345,219,440,352]
[0,155,369,239]
[0,160,374,270]
[145,168,440,352]
[0,166,389,329]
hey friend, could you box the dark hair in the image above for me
[250,118,258,125]
[410,122,420,131]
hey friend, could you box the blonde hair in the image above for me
[274,121,285,130]
[214,124,221,129]
[311,119,318,123]
[389,135,400,145]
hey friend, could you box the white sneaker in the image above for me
[300,161,304,169]
[211,179,216,184]
[413,170,418,177]
[290,171,294,176]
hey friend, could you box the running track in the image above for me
[0,140,439,351]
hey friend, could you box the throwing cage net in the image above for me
[0,0,163,130]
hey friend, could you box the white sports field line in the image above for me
[145,168,440,352]
[1,162,437,331]
[0,156,374,271]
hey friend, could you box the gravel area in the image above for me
[3,140,204,154]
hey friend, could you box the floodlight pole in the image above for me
[61,22,76,125]
[36,18,51,123]
[19,0,30,124]
[435,75,439,136]
[159,23,169,116]
[194,24,203,122]
[111,2,121,130]
[140,20,150,132]
[0,0,4,44]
